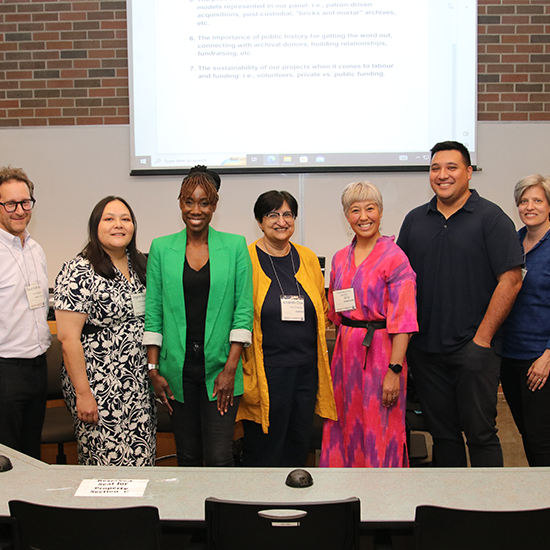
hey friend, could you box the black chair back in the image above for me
[9,500,162,550]
[415,504,550,550]
[206,496,359,550]
[41,335,76,463]
[45,334,63,399]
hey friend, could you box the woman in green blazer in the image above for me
[143,168,253,466]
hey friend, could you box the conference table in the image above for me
[2,444,550,529]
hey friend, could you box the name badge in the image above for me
[333,288,356,313]
[26,281,45,310]
[131,291,146,316]
[280,295,305,322]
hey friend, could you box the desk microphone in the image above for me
[285,469,313,488]
[0,456,13,472]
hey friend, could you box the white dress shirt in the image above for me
[0,227,51,358]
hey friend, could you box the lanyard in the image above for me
[0,238,40,286]
[267,246,301,297]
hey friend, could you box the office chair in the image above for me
[414,504,550,550]
[206,496,360,550]
[406,371,432,466]
[41,334,76,464]
[155,403,177,464]
[9,500,162,550]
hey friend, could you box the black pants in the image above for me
[501,356,550,466]
[407,341,502,467]
[0,354,47,459]
[170,344,239,467]
[242,359,318,467]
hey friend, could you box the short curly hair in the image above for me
[0,165,34,198]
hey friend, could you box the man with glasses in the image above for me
[0,166,51,459]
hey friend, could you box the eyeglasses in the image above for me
[264,211,295,221]
[0,199,36,213]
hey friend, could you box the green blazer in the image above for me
[144,227,253,402]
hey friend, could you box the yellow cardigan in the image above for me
[237,240,337,433]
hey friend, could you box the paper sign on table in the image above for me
[75,479,148,497]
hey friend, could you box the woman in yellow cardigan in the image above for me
[237,190,337,466]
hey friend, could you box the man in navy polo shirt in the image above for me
[397,141,523,467]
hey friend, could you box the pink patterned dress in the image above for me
[320,236,418,468]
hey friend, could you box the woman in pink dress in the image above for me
[320,182,418,467]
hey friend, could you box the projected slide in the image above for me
[129,0,476,173]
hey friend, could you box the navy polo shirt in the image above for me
[397,189,523,354]
[502,227,550,360]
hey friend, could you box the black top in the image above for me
[397,189,523,354]
[257,245,317,368]
[183,257,210,343]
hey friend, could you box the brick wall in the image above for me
[0,1,549,126]
[478,0,550,121]
[0,1,127,126]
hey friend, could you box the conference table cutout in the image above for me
[1,444,549,528]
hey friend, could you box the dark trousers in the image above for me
[242,359,318,467]
[407,341,503,467]
[0,354,47,459]
[170,344,239,467]
[501,356,550,466]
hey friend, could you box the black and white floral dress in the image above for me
[54,255,156,466]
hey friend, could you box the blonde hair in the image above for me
[341,181,383,214]
[514,174,550,206]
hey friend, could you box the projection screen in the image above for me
[128,0,477,174]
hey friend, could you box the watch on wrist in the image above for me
[147,363,159,372]
[388,363,402,374]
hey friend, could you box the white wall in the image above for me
[2,122,548,285]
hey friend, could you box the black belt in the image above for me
[340,318,386,369]
[340,317,386,347]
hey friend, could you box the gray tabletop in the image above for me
[1,445,549,524]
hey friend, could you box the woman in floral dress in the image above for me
[320,182,417,468]
[55,196,156,466]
